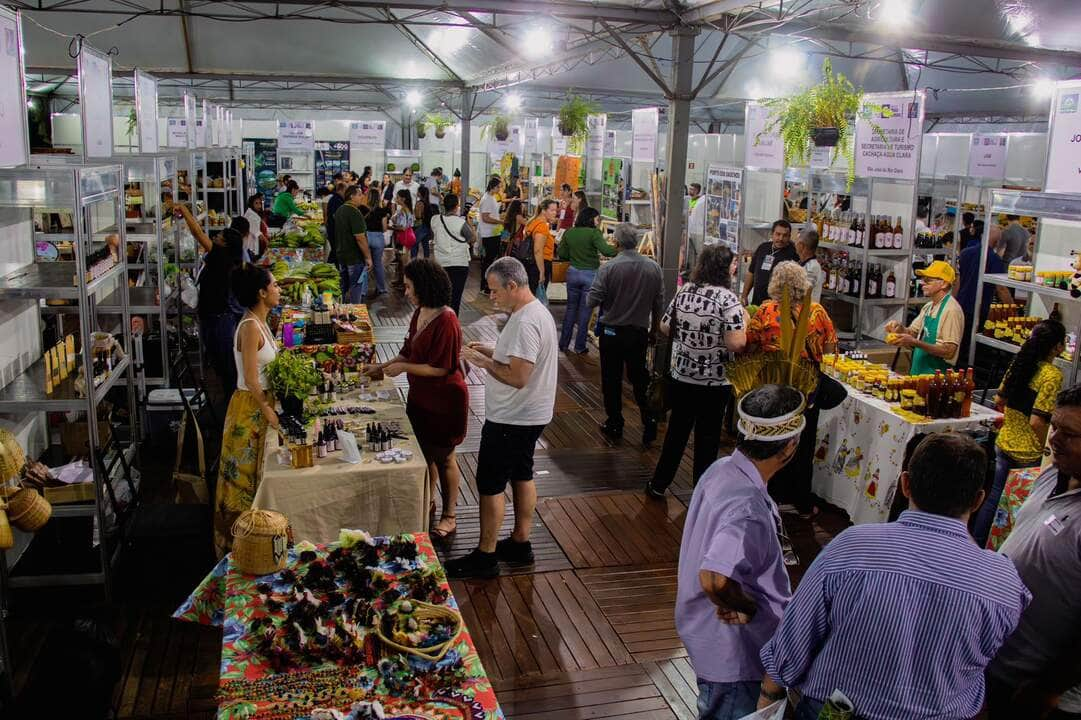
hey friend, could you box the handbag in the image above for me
[395,226,417,249]
[173,409,209,504]
[813,371,847,411]
[646,300,677,417]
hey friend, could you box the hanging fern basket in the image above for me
[558,122,573,138]
[812,127,840,147]
[435,128,446,139]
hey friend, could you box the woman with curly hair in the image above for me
[648,244,748,497]
[973,318,1065,546]
[747,260,837,515]
[363,259,468,541]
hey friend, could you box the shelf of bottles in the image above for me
[969,189,1081,390]
[784,168,916,343]
[206,146,241,223]
[0,159,137,594]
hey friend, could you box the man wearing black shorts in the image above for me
[449,256,558,578]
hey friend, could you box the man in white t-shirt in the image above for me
[796,228,824,303]
[449,257,558,578]
[393,166,421,204]
[477,176,504,294]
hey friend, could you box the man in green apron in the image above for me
[886,261,964,375]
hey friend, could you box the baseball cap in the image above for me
[915,260,956,285]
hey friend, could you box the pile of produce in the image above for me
[270,261,341,303]
[270,223,325,249]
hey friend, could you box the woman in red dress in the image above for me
[364,259,468,541]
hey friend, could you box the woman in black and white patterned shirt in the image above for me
[648,245,748,498]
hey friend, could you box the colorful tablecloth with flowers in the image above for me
[812,389,1001,524]
[286,342,376,372]
[986,466,1041,551]
[174,532,503,720]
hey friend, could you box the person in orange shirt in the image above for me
[525,199,559,292]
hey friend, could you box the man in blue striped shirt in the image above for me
[757,433,1031,720]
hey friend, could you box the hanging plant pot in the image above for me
[416,126,427,139]
[811,127,840,147]
[558,122,573,137]
[435,128,446,139]
[495,128,509,141]
[280,394,305,419]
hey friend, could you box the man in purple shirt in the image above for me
[758,433,1031,720]
[676,384,804,719]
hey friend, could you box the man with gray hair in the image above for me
[587,223,665,445]
[448,256,558,578]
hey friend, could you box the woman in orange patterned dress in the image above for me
[747,261,837,515]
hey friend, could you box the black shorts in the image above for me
[475,420,546,496]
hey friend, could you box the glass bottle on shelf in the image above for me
[822,211,832,243]
[857,214,866,247]
[885,267,896,298]
[893,216,904,249]
[850,263,861,297]
[866,263,878,298]
[848,213,858,246]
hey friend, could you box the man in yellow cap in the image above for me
[886,260,964,375]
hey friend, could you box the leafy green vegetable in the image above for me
[265,350,323,400]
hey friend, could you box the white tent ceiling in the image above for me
[11,0,1081,127]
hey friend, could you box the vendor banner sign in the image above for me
[968,133,1008,180]
[349,120,385,151]
[278,120,314,151]
[743,101,784,171]
[1044,80,1081,193]
[631,107,658,164]
[705,164,743,251]
[855,90,925,181]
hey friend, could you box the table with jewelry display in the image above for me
[253,377,430,544]
[174,531,503,720]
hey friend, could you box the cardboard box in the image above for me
[60,421,112,457]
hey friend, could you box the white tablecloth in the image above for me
[812,389,1000,524]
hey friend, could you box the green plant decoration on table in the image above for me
[558,94,600,154]
[266,351,322,418]
[424,112,453,139]
[481,113,512,142]
[414,119,427,139]
[757,59,892,190]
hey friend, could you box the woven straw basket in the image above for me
[376,601,463,662]
[231,509,290,575]
[6,488,51,532]
[0,429,27,486]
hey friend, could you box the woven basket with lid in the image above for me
[231,509,290,575]
[7,488,51,532]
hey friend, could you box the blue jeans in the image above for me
[411,225,432,259]
[366,231,387,293]
[972,447,1024,547]
[559,266,596,353]
[696,680,759,720]
[346,263,368,304]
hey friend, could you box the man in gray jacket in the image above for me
[588,223,665,446]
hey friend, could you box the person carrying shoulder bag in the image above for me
[431,193,475,316]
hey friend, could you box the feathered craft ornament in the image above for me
[726,287,819,400]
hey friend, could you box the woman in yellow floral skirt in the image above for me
[213,264,281,558]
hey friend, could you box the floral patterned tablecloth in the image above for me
[812,389,1001,524]
[174,533,503,720]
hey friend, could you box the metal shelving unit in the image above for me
[0,160,137,594]
[969,189,1081,389]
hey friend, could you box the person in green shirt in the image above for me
[270,180,303,227]
[558,206,617,354]
[333,185,372,303]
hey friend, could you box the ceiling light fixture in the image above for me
[505,93,522,112]
[878,0,912,27]
[523,27,553,58]
[1032,77,1056,98]
[769,46,805,77]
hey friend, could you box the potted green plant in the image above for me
[126,107,138,143]
[558,94,600,154]
[266,351,323,419]
[425,112,453,139]
[757,58,892,189]
[414,119,427,139]
[481,113,512,142]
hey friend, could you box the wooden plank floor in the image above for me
[4,262,850,719]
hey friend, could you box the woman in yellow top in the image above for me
[973,319,1065,546]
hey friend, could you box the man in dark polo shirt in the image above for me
[741,220,796,307]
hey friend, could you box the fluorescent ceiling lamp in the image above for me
[878,0,912,27]
[431,26,470,54]
[770,46,804,77]
[405,90,423,107]
[1032,78,1055,98]
[505,93,522,111]
[523,27,553,58]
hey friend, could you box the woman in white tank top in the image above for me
[213,264,282,558]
